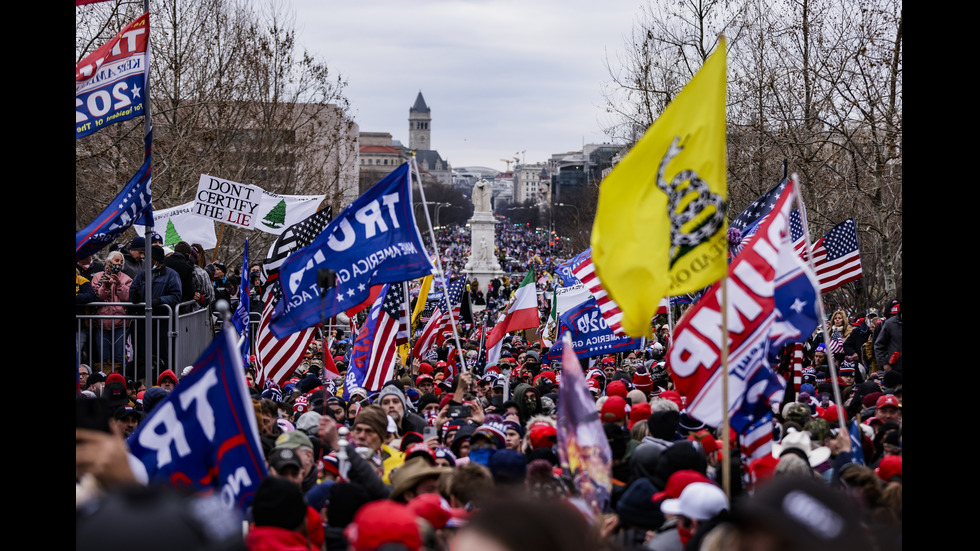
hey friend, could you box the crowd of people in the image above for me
[76,218,902,551]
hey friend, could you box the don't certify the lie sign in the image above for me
[194,174,262,229]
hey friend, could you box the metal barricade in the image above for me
[76,300,210,385]
[174,301,214,372]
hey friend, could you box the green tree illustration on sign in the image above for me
[164,219,182,245]
[263,199,287,228]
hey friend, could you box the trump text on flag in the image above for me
[270,163,433,339]
[194,175,262,229]
[75,13,148,139]
[283,192,419,305]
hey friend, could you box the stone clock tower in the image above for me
[409,91,431,151]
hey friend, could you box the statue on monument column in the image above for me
[472,179,492,213]
[476,236,490,263]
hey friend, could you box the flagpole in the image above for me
[411,158,467,372]
[793,175,848,435]
[402,280,413,369]
[719,274,731,500]
[141,0,154,384]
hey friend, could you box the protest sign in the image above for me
[193,174,262,229]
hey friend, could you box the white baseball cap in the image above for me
[660,482,728,520]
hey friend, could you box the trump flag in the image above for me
[127,327,267,513]
[76,12,149,139]
[270,163,434,338]
[76,130,153,260]
[667,178,819,432]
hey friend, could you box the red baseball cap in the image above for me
[606,380,628,399]
[652,469,712,502]
[345,501,421,551]
[876,395,901,409]
[528,424,557,450]
[876,455,902,482]
[600,396,629,422]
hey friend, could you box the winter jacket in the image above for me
[129,265,183,315]
[874,315,902,372]
[76,274,96,314]
[92,270,133,329]
[164,252,196,303]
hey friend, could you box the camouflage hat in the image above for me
[782,402,811,426]
[803,418,832,443]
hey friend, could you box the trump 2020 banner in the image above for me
[546,296,643,362]
[76,12,149,139]
[127,327,267,513]
[270,162,434,338]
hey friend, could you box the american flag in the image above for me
[411,277,466,359]
[350,283,409,391]
[789,208,808,259]
[740,415,774,462]
[261,207,333,281]
[731,179,788,232]
[809,218,862,293]
[572,254,626,337]
[829,329,845,355]
[256,208,333,387]
[256,281,317,387]
[730,179,810,259]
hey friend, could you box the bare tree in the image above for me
[602,0,746,144]
[603,0,902,308]
[76,0,358,266]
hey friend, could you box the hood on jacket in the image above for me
[157,369,178,387]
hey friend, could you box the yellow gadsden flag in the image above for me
[411,274,433,332]
[591,37,728,337]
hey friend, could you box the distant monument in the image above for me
[464,179,503,289]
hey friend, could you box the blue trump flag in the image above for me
[127,326,267,514]
[555,247,592,286]
[76,130,153,260]
[270,163,433,338]
[546,296,643,362]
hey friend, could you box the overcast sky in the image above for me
[289,0,646,170]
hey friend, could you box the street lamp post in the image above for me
[434,202,451,228]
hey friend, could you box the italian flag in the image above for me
[486,270,539,351]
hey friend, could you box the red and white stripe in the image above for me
[360,321,399,391]
[359,285,409,391]
[256,298,316,388]
[413,306,447,358]
[810,241,862,292]
[572,256,626,336]
[791,343,804,392]
[740,419,774,462]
